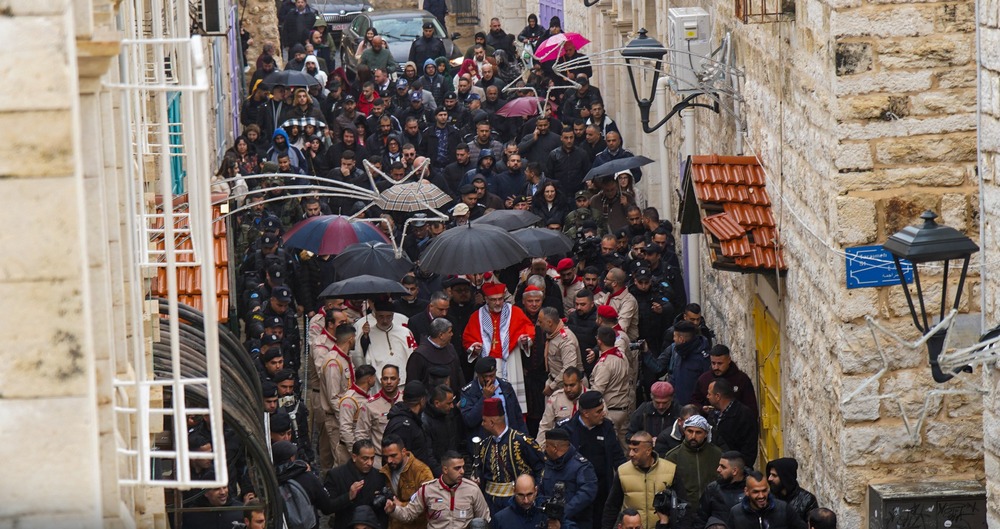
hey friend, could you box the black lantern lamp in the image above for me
[883,210,979,383]
[621,29,719,133]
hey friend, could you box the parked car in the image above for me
[340,9,462,74]
[312,0,374,37]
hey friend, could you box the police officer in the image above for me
[461,357,527,445]
[559,391,627,527]
[628,266,673,358]
[275,369,314,462]
[478,398,544,513]
[539,427,598,529]
[249,285,302,372]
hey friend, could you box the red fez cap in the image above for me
[597,305,618,320]
[483,397,505,417]
[482,282,506,297]
[556,258,575,272]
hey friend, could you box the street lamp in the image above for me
[883,210,979,383]
[621,29,718,133]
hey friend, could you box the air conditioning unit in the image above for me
[667,7,712,94]
[192,0,227,34]
[868,481,986,529]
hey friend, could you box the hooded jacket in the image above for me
[765,458,818,523]
[664,439,722,507]
[384,402,441,476]
[276,459,338,516]
[644,335,711,406]
[691,361,758,422]
[266,128,308,170]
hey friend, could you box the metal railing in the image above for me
[107,0,228,490]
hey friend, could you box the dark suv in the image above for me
[312,0,374,38]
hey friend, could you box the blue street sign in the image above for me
[845,245,913,289]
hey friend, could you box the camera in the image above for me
[540,482,565,520]
[278,395,297,409]
[629,339,646,351]
[373,486,395,510]
[653,488,687,517]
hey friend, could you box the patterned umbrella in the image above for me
[373,182,452,213]
[280,117,328,131]
[261,69,321,88]
[534,33,591,62]
[283,215,389,256]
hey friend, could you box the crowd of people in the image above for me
[185,3,839,529]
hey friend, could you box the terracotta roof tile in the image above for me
[690,155,786,273]
[703,212,746,241]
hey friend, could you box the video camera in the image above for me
[373,486,395,511]
[653,487,688,524]
[540,482,565,520]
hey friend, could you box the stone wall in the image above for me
[498,0,986,524]
[243,0,281,72]
[979,0,1000,522]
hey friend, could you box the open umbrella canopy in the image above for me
[283,215,389,256]
[496,96,546,118]
[419,223,529,275]
[373,182,452,213]
[262,69,321,88]
[333,242,413,281]
[584,155,656,182]
[511,228,574,257]
[474,209,542,231]
[280,117,327,130]
[534,33,591,62]
[319,274,409,299]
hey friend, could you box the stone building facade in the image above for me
[493,0,988,526]
[0,0,239,527]
[981,0,1000,524]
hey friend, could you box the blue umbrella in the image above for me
[283,215,389,256]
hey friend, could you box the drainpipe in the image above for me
[681,106,701,305]
[656,76,672,220]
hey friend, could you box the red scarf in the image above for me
[599,347,623,362]
[349,383,368,397]
[607,286,627,300]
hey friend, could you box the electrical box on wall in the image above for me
[667,7,712,94]
[867,481,986,529]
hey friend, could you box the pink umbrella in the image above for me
[534,32,591,62]
[496,96,546,118]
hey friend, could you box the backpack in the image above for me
[279,478,317,529]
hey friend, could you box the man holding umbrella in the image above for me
[463,282,536,416]
[353,299,417,391]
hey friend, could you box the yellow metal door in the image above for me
[753,296,782,467]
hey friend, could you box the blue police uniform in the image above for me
[539,445,598,529]
[460,377,527,441]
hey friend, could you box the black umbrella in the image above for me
[333,242,414,281]
[419,224,529,275]
[511,228,574,257]
[261,70,321,89]
[584,155,656,182]
[474,209,542,231]
[319,275,409,299]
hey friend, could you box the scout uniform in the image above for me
[590,345,631,448]
[391,476,491,529]
[544,323,582,393]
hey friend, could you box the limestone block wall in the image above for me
[0,0,107,527]
[980,0,1000,523]
[533,0,985,524]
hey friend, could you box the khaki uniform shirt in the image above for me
[338,386,368,449]
[591,348,631,410]
[544,325,582,392]
[537,388,584,445]
[596,289,640,341]
[314,336,352,414]
[357,390,401,458]
[559,279,585,314]
[393,477,491,529]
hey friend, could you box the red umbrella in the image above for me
[534,32,591,62]
[496,96,546,118]
[282,215,389,256]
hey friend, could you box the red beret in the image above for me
[597,305,618,320]
[482,282,506,297]
[556,258,575,272]
[483,397,505,417]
